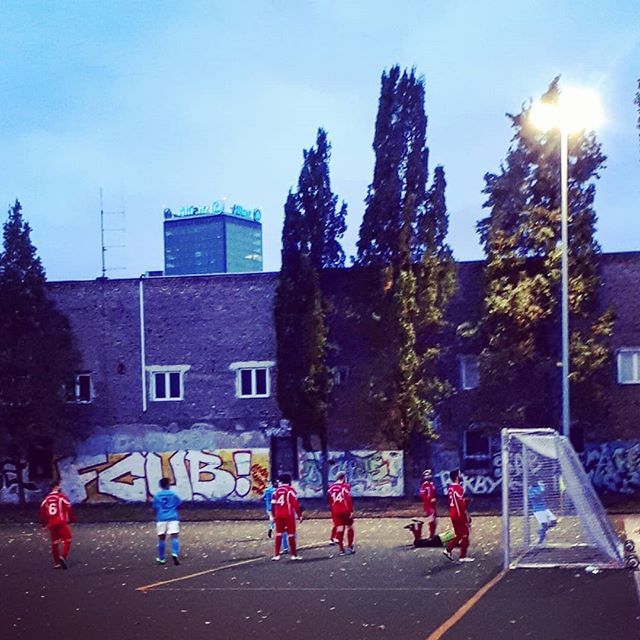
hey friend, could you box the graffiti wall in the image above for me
[0,458,46,504]
[583,441,640,495]
[55,449,270,504]
[296,450,404,498]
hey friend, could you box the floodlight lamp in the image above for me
[529,86,604,133]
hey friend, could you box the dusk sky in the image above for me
[1,0,638,281]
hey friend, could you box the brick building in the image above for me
[3,252,636,504]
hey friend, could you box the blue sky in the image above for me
[1,0,638,281]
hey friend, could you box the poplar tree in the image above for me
[355,67,455,475]
[274,129,347,489]
[0,200,78,504]
[473,78,614,433]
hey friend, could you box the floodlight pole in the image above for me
[560,126,570,441]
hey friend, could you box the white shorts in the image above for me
[156,520,180,535]
[533,510,557,526]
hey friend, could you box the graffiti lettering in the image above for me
[296,450,404,498]
[583,442,640,495]
[55,449,270,503]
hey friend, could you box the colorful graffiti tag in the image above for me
[583,441,640,494]
[296,450,404,498]
[55,449,270,503]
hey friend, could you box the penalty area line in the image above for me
[425,569,507,640]
[135,541,333,593]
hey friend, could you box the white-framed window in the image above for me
[617,348,640,385]
[229,361,274,398]
[460,355,480,390]
[463,430,491,460]
[65,373,93,403]
[147,365,190,401]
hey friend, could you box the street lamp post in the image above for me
[529,86,603,441]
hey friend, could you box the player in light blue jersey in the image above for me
[152,477,182,565]
[263,480,288,552]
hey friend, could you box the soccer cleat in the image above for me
[330,538,339,545]
[442,549,455,562]
[53,563,63,569]
[411,518,424,524]
[172,554,180,566]
[338,551,346,556]
[290,555,302,561]
[156,558,166,565]
[348,547,355,555]
[459,557,475,563]
[271,555,281,561]
[403,523,415,531]
[58,557,68,570]
[281,547,289,555]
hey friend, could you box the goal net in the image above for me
[501,428,625,570]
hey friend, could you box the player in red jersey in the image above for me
[271,474,303,561]
[39,481,76,569]
[327,471,355,555]
[443,469,474,562]
[418,468,437,539]
[328,473,352,545]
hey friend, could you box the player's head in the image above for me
[450,468,461,483]
[159,477,171,490]
[336,471,346,482]
[422,469,432,480]
[49,480,61,493]
[279,473,291,485]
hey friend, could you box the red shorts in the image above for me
[274,516,296,535]
[48,522,72,543]
[331,512,353,527]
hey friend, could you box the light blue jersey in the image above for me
[528,484,546,513]
[153,489,181,522]
[263,485,275,513]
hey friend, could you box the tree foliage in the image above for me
[473,78,614,431]
[0,200,78,501]
[274,129,347,455]
[355,67,456,449]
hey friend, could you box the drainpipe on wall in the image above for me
[139,275,147,413]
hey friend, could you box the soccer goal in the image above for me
[501,428,631,570]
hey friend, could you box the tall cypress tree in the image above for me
[355,68,455,485]
[474,78,614,433]
[274,129,347,488]
[0,200,78,503]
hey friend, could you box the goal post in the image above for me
[501,428,626,570]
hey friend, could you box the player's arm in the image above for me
[39,502,48,527]
[292,494,303,521]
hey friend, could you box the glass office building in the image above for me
[163,206,263,275]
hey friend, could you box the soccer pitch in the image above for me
[1,517,638,639]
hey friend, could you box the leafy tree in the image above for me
[0,200,78,503]
[473,78,613,434]
[355,67,456,488]
[274,130,347,489]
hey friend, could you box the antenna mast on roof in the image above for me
[99,187,127,278]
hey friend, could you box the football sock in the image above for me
[347,527,354,548]
[282,532,289,552]
[428,522,436,538]
[171,536,180,557]
[275,534,282,556]
[51,542,60,564]
[158,538,166,560]
[330,525,337,541]
[337,530,345,552]
[62,539,71,559]
[289,535,297,556]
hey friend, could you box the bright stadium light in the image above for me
[529,85,603,442]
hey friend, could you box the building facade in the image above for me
[1,253,638,504]
[163,203,263,275]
